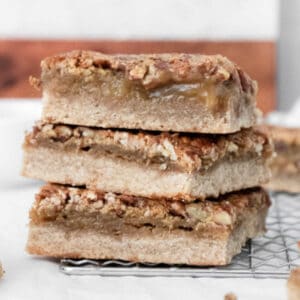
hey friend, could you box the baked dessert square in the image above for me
[22,123,273,201]
[33,50,259,134]
[264,125,300,193]
[27,184,270,266]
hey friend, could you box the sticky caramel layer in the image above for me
[43,70,241,116]
[25,123,273,173]
[30,184,270,235]
[33,51,258,124]
[40,50,257,92]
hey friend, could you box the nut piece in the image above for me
[186,205,207,221]
[37,195,65,219]
[54,125,72,141]
[104,192,116,204]
[83,190,98,202]
[162,140,177,161]
[169,202,186,217]
[29,75,41,90]
[227,142,239,153]
[213,211,232,226]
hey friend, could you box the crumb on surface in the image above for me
[0,262,4,278]
[224,292,237,300]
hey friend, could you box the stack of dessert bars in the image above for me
[22,51,273,266]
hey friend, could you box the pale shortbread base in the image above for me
[42,91,257,134]
[22,146,270,201]
[27,207,266,266]
[265,175,300,194]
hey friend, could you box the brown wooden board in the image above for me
[0,40,276,113]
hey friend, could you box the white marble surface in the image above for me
[0,100,288,300]
[0,0,279,40]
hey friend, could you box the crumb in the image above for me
[0,262,4,278]
[29,75,41,90]
[224,292,237,300]
[287,268,300,300]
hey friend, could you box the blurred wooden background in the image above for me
[0,40,276,113]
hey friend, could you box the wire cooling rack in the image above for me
[60,192,300,278]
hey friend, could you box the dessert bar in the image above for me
[27,184,270,266]
[22,124,273,201]
[35,51,258,134]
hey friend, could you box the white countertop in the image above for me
[0,100,288,300]
[0,0,279,40]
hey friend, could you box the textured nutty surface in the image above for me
[25,123,273,172]
[39,50,257,94]
[30,184,270,232]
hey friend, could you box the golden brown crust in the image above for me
[25,123,273,173]
[30,184,270,233]
[40,50,257,94]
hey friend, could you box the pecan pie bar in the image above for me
[264,125,300,193]
[33,51,259,134]
[27,184,270,266]
[22,123,273,201]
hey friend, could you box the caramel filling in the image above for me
[45,69,240,115]
[31,185,268,234]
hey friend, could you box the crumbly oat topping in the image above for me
[25,123,273,172]
[39,50,257,94]
[30,184,270,231]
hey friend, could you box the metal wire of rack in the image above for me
[60,192,300,278]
